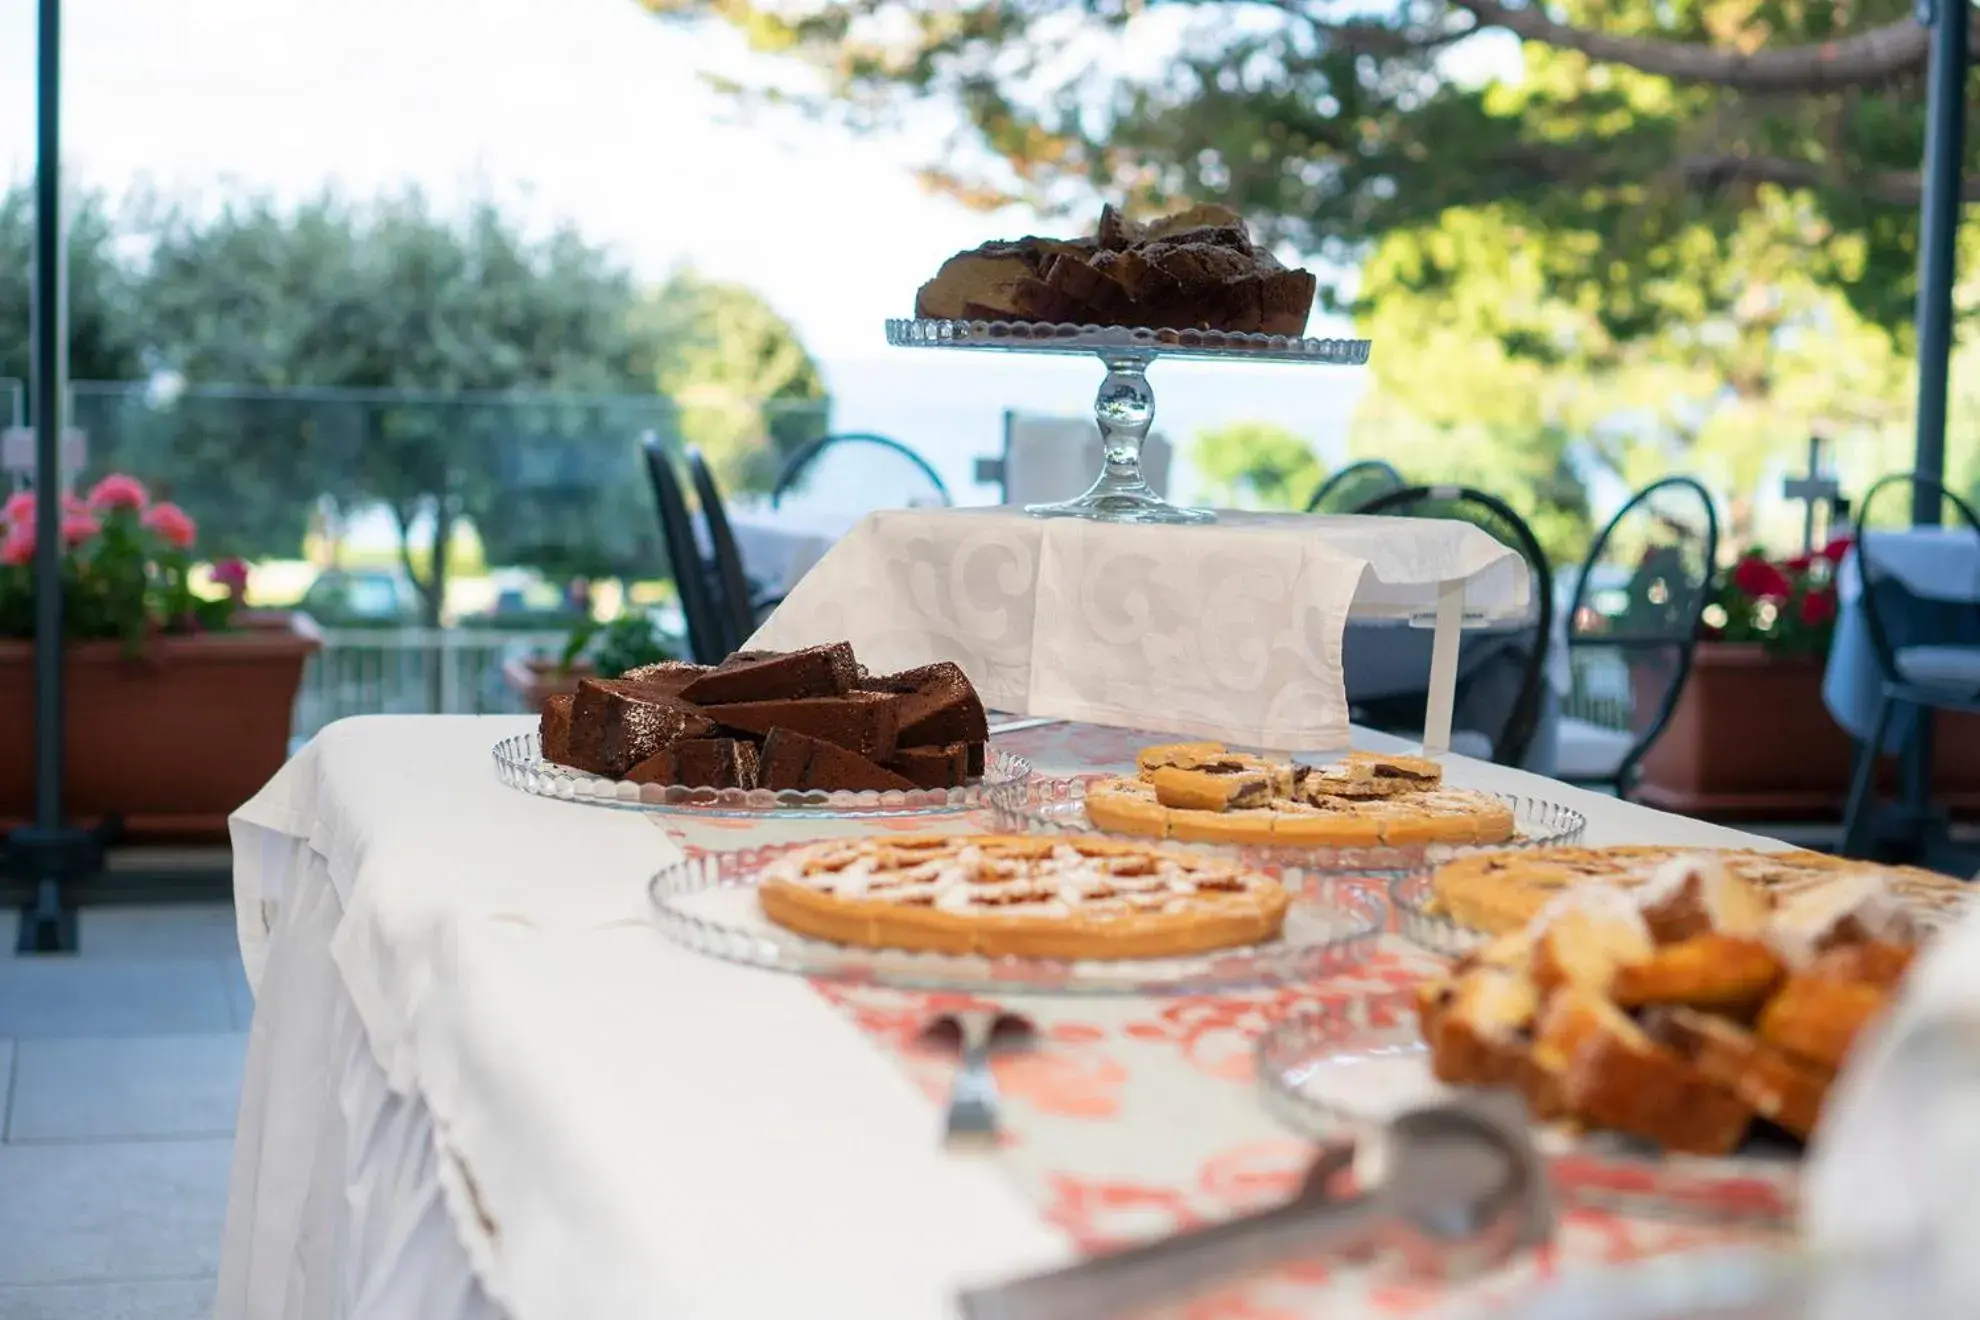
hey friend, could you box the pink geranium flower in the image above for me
[61,512,102,546]
[87,473,149,513]
[1,490,33,527]
[0,525,31,566]
[141,501,197,550]
[210,557,250,594]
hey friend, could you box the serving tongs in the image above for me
[956,1091,1553,1320]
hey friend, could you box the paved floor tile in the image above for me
[8,1034,246,1142]
[0,960,235,1039]
[75,905,241,961]
[0,1278,216,1320]
[0,1139,231,1285]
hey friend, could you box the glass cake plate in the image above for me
[647,841,1386,995]
[996,775,1586,874]
[885,317,1371,525]
[1257,993,1800,1224]
[492,732,1032,818]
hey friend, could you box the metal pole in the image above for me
[32,0,63,828]
[1909,0,1968,526]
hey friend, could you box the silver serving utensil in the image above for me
[919,1010,1038,1149]
[955,1090,1552,1320]
[986,716,1064,736]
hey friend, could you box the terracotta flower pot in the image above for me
[1632,641,1980,819]
[0,613,322,841]
[502,655,592,715]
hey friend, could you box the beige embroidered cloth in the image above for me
[746,506,1529,751]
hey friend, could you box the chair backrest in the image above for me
[1563,475,1719,788]
[1853,471,1980,683]
[1350,483,1555,766]
[770,433,951,512]
[640,432,728,665]
[1307,459,1406,514]
[686,447,757,655]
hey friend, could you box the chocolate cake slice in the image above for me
[618,660,710,694]
[568,678,718,779]
[707,692,901,760]
[759,728,916,793]
[625,738,759,789]
[886,742,969,790]
[676,642,857,706]
[539,693,578,767]
[877,662,989,747]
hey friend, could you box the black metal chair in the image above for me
[685,446,782,654]
[1556,476,1719,796]
[770,432,951,511]
[1306,459,1406,514]
[1840,472,1980,858]
[1348,484,1555,767]
[640,433,730,665]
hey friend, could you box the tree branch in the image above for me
[1676,153,1980,205]
[1450,2,1947,92]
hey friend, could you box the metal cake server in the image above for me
[919,1010,1038,1149]
[955,1091,1553,1320]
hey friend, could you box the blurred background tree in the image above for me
[643,0,1975,555]
[0,183,825,621]
[1190,420,1326,510]
[636,267,831,491]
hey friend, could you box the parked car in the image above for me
[296,568,425,629]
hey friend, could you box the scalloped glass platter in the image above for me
[884,317,1372,364]
[646,842,1387,995]
[492,732,1032,819]
[1257,993,1799,1224]
[995,775,1586,874]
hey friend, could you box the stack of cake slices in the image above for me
[536,642,990,794]
[912,203,1317,337]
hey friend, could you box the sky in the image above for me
[0,0,1517,500]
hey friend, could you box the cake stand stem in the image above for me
[1025,350,1215,524]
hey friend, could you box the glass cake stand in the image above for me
[884,318,1372,524]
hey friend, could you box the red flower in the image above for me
[1730,555,1791,599]
[60,512,101,546]
[86,473,149,513]
[0,525,31,566]
[1822,535,1855,565]
[1800,587,1838,628]
[1784,553,1814,574]
[1,490,33,527]
[141,501,197,550]
[211,557,250,595]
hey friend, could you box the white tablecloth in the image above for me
[222,714,1786,1320]
[748,507,1530,752]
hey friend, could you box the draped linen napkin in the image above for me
[746,506,1528,751]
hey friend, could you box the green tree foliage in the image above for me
[642,0,1970,550]
[0,187,143,391]
[637,268,831,490]
[1189,420,1325,510]
[0,183,826,623]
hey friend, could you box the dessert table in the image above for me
[220,713,1789,1320]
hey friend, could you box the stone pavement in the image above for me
[0,903,249,1320]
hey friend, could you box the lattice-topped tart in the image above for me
[1427,845,1970,937]
[1081,743,1517,847]
[757,833,1291,960]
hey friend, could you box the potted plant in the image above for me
[502,609,679,714]
[0,475,321,840]
[1633,538,1980,817]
